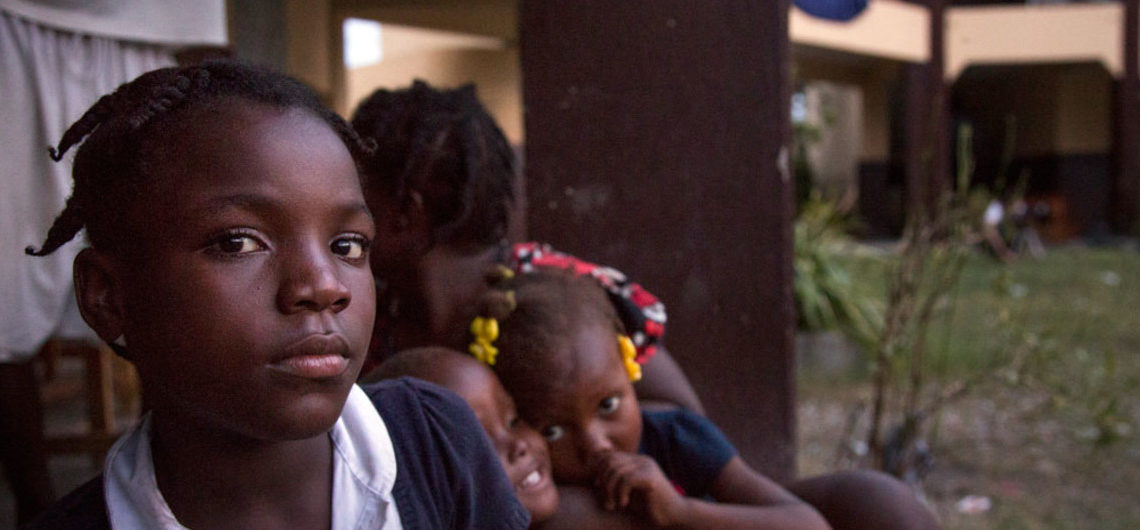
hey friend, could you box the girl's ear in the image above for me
[73,248,126,348]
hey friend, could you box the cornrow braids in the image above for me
[473,268,626,401]
[26,59,372,257]
[351,80,516,251]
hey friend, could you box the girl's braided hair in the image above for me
[26,59,373,257]
[350,80,516,252]
[475,267,626,403]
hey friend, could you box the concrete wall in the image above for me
[946,2,1124,80]
[795,53,898,163]
[342,23,522,142]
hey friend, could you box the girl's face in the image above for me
[517,322,642,485]
[440,357,559,522]
[116,102,376,442]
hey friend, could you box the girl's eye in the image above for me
[599,396,621,415]
[541,425,564,442]
[331,235,370,259]
[211,234,264,255]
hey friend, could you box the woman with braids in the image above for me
[24,60,527,529]
[350,81,704,413]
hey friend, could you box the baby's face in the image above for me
[444,359,559,522]
[517,323,643,485]
[116,102,375,442]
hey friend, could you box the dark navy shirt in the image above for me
[638,409,737,498]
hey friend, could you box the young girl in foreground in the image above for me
[471,269,830,529]
[24,61,526,529]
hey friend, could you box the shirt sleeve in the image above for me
[367,378,531,530]
[638,409,737,498]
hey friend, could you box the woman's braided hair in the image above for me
[26,59,372,257]
[350,80,516,252]
[476,267,626,403]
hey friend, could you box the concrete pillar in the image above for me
[520,1,796,480]
[901,0,949,221]
[1113,0,1140,233]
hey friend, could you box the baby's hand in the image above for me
[589,451,689,527]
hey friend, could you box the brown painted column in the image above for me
[520,1,796,480]
[901,0,949,220]
[1113,0,1140,233]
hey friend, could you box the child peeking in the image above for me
[369,347,559,524]
[23,60,526,529]
[471,269,831,529]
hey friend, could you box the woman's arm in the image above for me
[688,456,830,530]
[591,452,830,530]
[634,347,704,414]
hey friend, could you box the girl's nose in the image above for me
[579,426,614,461]
[507,434,531,464]
[277,244,351,314]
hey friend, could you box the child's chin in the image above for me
[524,493,559,524]
[267,394,351,439]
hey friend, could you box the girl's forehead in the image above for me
[129,105,363,229]
[151,106,350,190]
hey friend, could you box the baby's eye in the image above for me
[541,425,564,442]
[210,233,265,255]
[599,396,621,415]
[331,235,370,260]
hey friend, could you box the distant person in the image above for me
[1010,198,1045,257]
[24,61,526,529]
[982,198,1015,262]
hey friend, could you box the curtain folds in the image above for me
[0,10,174,360]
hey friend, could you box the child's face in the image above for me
[111,102,375,441]
[439,357,559,522]
[517,322,643,485]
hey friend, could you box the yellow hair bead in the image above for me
[496,264,516,279]
[618,334,642,382]
[469,316,500,365]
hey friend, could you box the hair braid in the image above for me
[24,194,85,256]
[351,80,517,251]
[126,74,195,130]
[47,93,119,162]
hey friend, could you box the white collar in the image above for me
[103,384,402,529]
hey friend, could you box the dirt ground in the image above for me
[797,382,1140,529]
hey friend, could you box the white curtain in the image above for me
[0,10,175,361]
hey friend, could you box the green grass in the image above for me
[826,245,1140,380]
[797,245,1140,529]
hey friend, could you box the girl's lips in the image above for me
[270,334,350,379]
[517,467,550,493]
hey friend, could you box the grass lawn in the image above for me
[797,244,1140,529]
